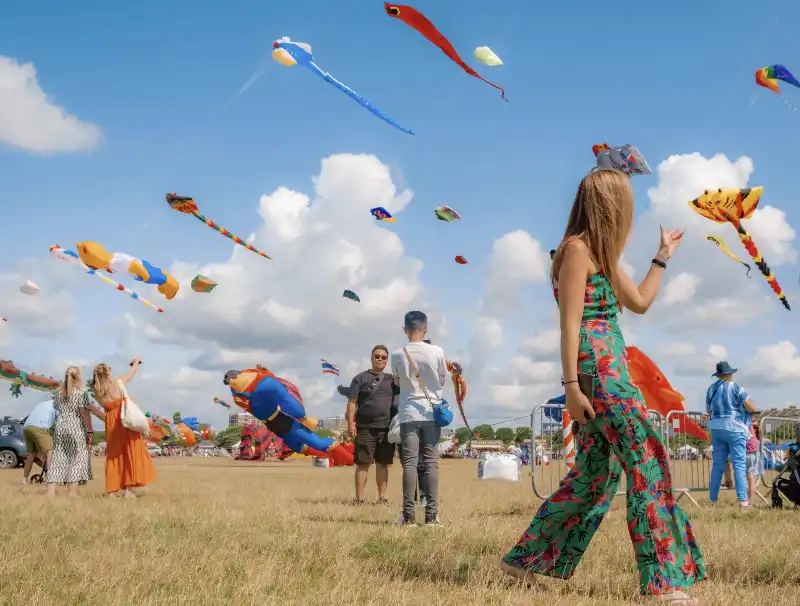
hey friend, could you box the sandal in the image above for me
[655,591,703,605]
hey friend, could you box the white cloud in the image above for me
[520,328,560,359]
[482,229,549,317]
[0,56,102,154]
[623,152,797,334]
[747,341,800,386]
[659,272,702,306]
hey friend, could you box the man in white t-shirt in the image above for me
[391,310,446,526]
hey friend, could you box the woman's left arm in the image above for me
[80,391,94,442]
[618,227,684,314]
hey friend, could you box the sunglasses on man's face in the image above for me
[373,354,388,360]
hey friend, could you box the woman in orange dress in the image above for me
[89,358,157,497]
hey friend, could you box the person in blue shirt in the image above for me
[22,398,57,484]
[706,361,757,509]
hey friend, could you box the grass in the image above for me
[1,458,798,605]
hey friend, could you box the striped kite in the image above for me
[689,187,789,310]
[166,193,273,261]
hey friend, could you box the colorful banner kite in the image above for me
[166,193,273,261]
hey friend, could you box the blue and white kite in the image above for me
[272,36,414,135]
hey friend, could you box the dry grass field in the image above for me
[1,457,798,606]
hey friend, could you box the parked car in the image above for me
[146,444,162,457]
[0,417,27,468]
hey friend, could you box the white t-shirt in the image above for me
[391,341,447,424]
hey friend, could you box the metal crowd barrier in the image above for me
[529,402,664,500]
[663,411,716,506]
[758,415,800,505]
[530,404,799,506]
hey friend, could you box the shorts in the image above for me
[355,427,395,465]
[746,452,760,475]
[23,426,52,454]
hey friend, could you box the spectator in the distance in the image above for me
[346,344,398,505]
[392,310,446,526]
[21,397,57,484]
[707,361,757,510]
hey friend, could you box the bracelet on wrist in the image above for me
[561,379,579,386]
[651,258,667,269]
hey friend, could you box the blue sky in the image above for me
[1,0,798,426]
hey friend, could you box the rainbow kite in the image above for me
[166,193,273,260]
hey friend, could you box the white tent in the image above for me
[197,440,215,449]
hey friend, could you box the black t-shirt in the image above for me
[348,370,399,429]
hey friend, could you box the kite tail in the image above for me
[780,95,800,112]
[88,268,164,312]
[191,211,273,260]
[735,223,790,310]
[477,75,506,101]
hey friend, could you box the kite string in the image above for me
[780,95,800,112]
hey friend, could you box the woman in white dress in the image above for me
[47,366,94,497]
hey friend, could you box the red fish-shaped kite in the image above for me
[626,346,708,441]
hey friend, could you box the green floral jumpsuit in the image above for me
[503,273,707,595]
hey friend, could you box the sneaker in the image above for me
[21,478,29,485]
[395,513,416,526]
[425,517,442,527]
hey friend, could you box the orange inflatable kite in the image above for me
[626,346,709,441]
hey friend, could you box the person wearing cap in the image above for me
[706,361,757,509]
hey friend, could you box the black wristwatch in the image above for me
[651,258,667,269]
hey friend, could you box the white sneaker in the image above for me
[425,518,443,527]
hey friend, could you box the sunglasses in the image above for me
[373,354,388,360]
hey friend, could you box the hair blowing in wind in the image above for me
[551,169,634,307]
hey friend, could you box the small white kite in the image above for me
[20,280,40,296]
[474,46,503,66]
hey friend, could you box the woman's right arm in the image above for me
[558,241,590,382]
[118,358,141,385]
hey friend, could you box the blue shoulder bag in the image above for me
[403,347,453,427]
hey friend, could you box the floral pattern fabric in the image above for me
[503,273,707,595]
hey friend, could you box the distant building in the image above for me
[229,411,255,427]
[318,417,347,433]
[440,428,455,439]
[470,439,504,452]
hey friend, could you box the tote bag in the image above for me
[119,380,149,433]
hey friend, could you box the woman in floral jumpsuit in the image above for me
[500,170,707,604]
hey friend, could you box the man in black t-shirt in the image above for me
[346,344,398,504]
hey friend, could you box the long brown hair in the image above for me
[58,366,82,400]
[551,169,634,307]
[90,363,113,399]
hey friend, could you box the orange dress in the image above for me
[102,395,158,493]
